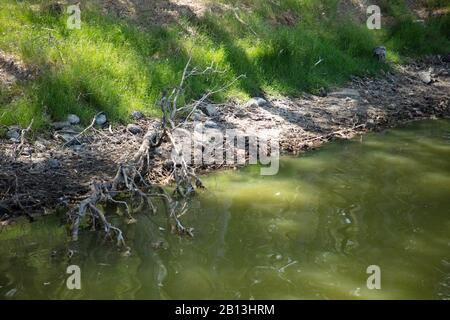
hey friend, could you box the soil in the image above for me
[1,56,449,220]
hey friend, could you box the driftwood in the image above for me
[68,58,240,246]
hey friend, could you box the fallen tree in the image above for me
[68,57,242,247]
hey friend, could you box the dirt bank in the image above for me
[0,56,449,220]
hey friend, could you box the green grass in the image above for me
[0,0,449,130]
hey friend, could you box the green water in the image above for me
[1,119,450,300]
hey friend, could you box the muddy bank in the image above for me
[0,56,449,219]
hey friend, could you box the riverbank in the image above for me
[0,56,449,220]
[1,0,449,129]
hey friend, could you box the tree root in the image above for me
[68,57,235,247]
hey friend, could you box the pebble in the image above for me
[234,108,247,118]
[418,71,432,84]
[95,113,107,126]
[21,146,33,155]
[6,128,20,140]
[373,46,387,62]
[245,97,268,108]
[127,124,142,135]
[131,111,144,120]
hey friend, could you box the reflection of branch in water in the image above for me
[278,260,298,273]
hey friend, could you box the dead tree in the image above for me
[68,57,242,246]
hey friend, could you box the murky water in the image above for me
[1,119,450,300]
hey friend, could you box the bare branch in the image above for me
[14,119,34,158]
[69,56,244,249]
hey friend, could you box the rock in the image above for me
[234,108,247,118]
[67,114,80,125]
[95,113,107,126]
[373,46,387,62]
[204,120,219,129]
[21,146,33,156]
[329,88,361,100]
[131,111,144,120]
[418,71,432,84]
[443,54,450,63]
[245,97,268,108]
[51,121,71,130]
[203,104,218,117]
[127,124,142,135]
[6,128,20,140]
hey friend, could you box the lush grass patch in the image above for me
[0,0,449,130]
[379,0,450,56]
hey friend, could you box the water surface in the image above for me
[1,119,449,299]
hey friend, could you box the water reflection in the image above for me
[0,119,449,299]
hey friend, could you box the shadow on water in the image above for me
[1,119,450,299]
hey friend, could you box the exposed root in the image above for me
[69,57,237,246]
